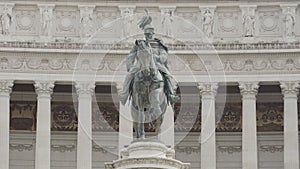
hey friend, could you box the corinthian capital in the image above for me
[34,81,54,96]
[239,82,259,96]
[198,83,218,98]
[0,80,13,96]
[280,81,299,96]
[75,81,95,96]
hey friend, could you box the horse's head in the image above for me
[137,49,157,78]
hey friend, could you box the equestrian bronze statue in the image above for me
[119,9,179,140]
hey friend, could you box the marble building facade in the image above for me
[0,0,300,169]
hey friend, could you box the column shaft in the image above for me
[35,81,54,169]
[0,93,11,169]
[76,82,94,169]
[239,82,258,169]
[281,81,299,169]
[0,80,13,169]
[160,105,175,147]
[199,83,217,169]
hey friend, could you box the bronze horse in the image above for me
[130,46,167,140]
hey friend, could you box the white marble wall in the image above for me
[0,1,299,43]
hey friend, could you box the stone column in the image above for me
[280,4,298,41]
[239,82,259,169]
[0,80,13,169]
[75,81,95,169]
[78,5,95,38]
[198,83,218,169]
[280,81,299,169]
[37,4,55,38]
[34,81,54,169]
[116,82,133,156]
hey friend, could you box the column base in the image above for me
[105,141,190,169]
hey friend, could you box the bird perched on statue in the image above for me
[138,9,152,30]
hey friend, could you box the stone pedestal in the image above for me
[105,141,190,169]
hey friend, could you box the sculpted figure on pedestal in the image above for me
[243,12,255,37]
[119,9,179,139]
[0,7,12,35]
[41,8,52,36]
[122,8,133,38]
[283,7,295,37]
[202,8,214,38]
[80,10,93,37]
[162,10,173,37]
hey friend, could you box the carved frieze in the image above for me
[10,101,36,131]
[175,145,200,154]
[92,102,119,131]
[218,145,242,154]
[51,144,76,152]
[51,102,77,131]
[259,145,283,153]
[216,103,242,132]
[174,103,201,132]
[257,103,283,131]
[10,143,33,151]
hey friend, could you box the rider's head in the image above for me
[144,24,154,40]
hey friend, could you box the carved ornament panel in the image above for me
[215,8,241,37]
[257,8,281,36]
[54,7,79,36]
[10,101,36,131]
[14,6,39,35]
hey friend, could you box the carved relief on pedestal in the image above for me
[53,7,79,36]
[215,7,241,37]
[257,7,281,36]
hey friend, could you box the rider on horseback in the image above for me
[119,12,179,106]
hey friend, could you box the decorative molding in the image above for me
[34,81,54,95]
[0,79,13,95]
[198,83,218,97]
[239,82,259,96]
[10,143,33,151]
[280,81,299,96]
[51,144,76,152]
[218,145,242,154]
[259,145,283,153]
[175,145,200,154]
[75,81,95,96]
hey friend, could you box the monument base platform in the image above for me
[105,141,190,169]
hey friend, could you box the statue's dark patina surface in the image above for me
[120,10,179,139]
